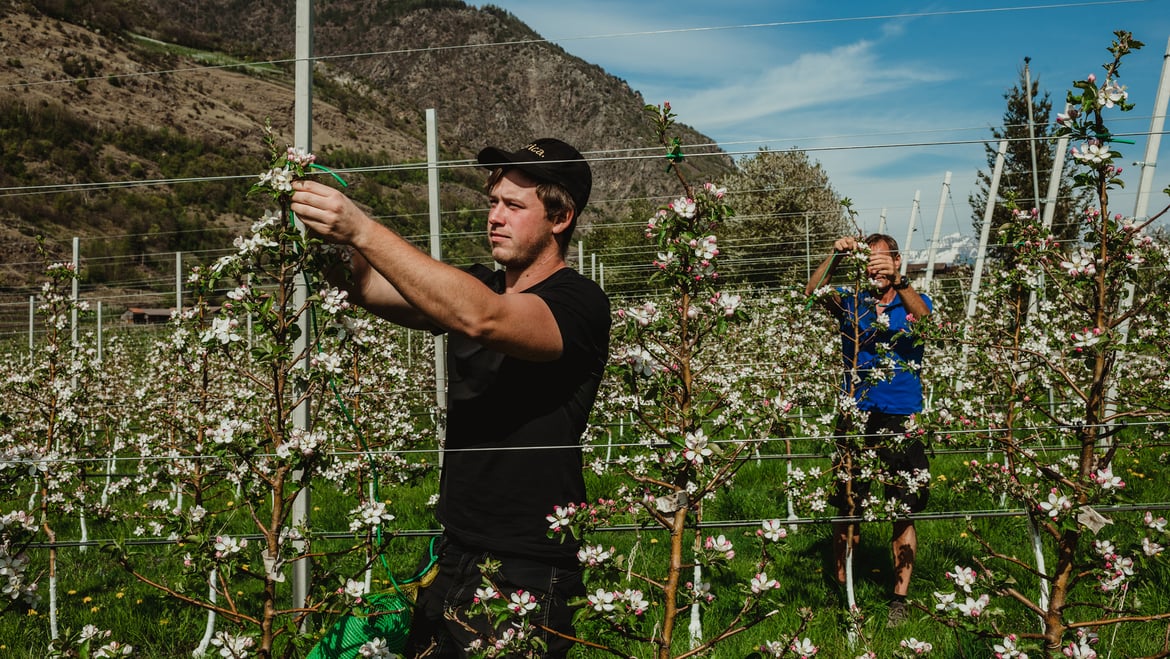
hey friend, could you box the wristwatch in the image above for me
[892,276,911,291]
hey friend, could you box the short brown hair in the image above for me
[864,233,900,256]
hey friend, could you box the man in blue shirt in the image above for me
[805,233,932,627]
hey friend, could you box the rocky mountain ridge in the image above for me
[0,0,733,322]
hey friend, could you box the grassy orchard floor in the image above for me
[2,444,1169,657]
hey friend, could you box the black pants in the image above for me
[830,412,930,515]
[403,535,584,658]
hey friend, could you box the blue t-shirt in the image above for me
[835,288,931,415]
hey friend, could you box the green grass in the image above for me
[2,445,1167,657]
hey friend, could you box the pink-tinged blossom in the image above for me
[213,535,246,559]
[704,534,734,560]
[1091,465,1124,490]
[1144,511,1167,532]
[994,634,1027,658]
[93,640,134,657]
[508,590,539,616]
[474,585,499,603]
[625,301,661,327]
[1070,141,1111,165]
[1060,249,1097,277]
[946,565,977,593]
[1039,489,1072,518]
[956,594,990,617]
[1071,327,1102,352]
[646,209,670,234]
[1062,630,1098,658]
[670,196,696,219]
[617,589,649,615]
[761,641,786,657]
[202,316,243,345]
[684,430,713,465]
[900,638,933,654]
[626,347,657,378]
[342,578,367,602]
[357,637,393,659]
[750,572,780,595]
[588,589,616,613]
[933,590,957,611]
[210,632,254,657]
[712,292,742,316]
[654,251,678,270]
[285,146,316,167]
[577,544,614,567]
[692,235,718,260]
[759,518,787,542]
[790,637,818,658]
[1097,79,1127,108]
[258,165,294,192]
[1142,537,1164,557]
[703,182,727,198]
[546,504,576,532]
[319,287,350,314]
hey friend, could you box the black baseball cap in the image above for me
[477,138,592,214]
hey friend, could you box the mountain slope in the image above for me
[0,0,733,316]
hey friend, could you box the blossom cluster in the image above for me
[348,499,395,533]
[587,587,650,616]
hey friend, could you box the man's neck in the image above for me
[505,254,567,293]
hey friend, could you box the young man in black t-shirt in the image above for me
[292,138,610,657]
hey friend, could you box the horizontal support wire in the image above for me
[25,502,1170,551]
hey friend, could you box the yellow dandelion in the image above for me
[90,606,99,613]
[650,538,658,544]
[82,596,93,604]
[160,619,169,626]
[960,532,968,538]
[27,609,37,617]
[115,592,125,599]
[67,589,77,595]
[936,474,947,482]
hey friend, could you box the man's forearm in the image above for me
[806,252,840,297]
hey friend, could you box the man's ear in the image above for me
[550,210,574,236]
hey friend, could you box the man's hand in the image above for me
[290,179,374,248]
[868,252,899,280]
[833,236,860,253]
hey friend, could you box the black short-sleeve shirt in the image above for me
[437,264,611,564]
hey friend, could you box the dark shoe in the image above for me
[887,600,909,628]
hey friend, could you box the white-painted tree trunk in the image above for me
[688,564,702,648]
[1027,514,1049,615]
[844,535,858,646]
[48,569,59,640]
[192,570,218,657]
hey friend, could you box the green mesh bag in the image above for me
[307,537,439,659]
[306,590,414,659]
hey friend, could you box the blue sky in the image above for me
[474,0,1170,248]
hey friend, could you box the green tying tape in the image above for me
[310,163,350,187]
